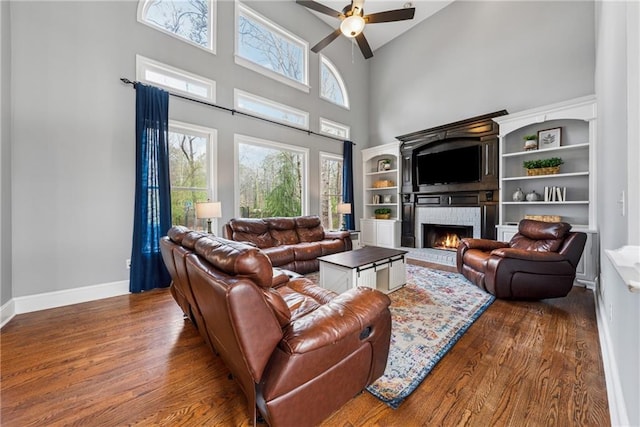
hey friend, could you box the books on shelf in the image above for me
[544,186,567,202]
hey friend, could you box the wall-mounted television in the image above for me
[416,145,481,185]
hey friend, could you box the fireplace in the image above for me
[423,224,473,251]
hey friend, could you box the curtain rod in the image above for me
[120,78,353,145]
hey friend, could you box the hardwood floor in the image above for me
[1,262,609,426]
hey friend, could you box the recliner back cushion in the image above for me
[296,216,324,242]
[228,218,274,249]
[266,218,300,245]
[195,235,273,288]
[509,220,572,252]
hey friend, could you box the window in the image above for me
[235,135,308,218]
[138,0,216,53]
[235,89,309,129]
[319,117,351,139]
[235,3,309,92]
[320,152,344,230]
[168,121,217,231]
[136,55,216,102]
[320,55,349,109]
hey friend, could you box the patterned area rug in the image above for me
[306,264,494,409]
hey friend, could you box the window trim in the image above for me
[319,54,350,110]
[234,2,310,93]
[319,117,351,140]
[137,0,217,54]
[234,134,309,218]
[136,55,216,103]
[234,89,309,130]
[168,120,219,230]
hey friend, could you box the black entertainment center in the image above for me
[396,111,507,247]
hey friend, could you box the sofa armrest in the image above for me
[490,247,565,262]
[281,287,391,354]
[324,230,350,240]
[460,238,510,251]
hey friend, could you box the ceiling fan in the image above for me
[297,0,416,59]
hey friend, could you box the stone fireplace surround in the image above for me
[414,207,481,249]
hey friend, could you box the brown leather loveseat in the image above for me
[456,219,587,300]
[160,226,392,426]
[223,215,352,274]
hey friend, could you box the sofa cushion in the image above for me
[295,216,325,242]
[267,217,300,245]
[262,246,295,267]
[277,285,323,321]
[292,242,323,261]
[194,236,273,288]
[318,239,345,256]
[228,218,274,249]
[510,220,571,252]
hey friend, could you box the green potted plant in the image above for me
[523,134,538,151]
[523,157,564,175]
[374,208,392,219]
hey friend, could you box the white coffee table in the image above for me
[318,246,408,294]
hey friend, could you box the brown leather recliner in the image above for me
[161,226,392,426]
[456,219,587,300]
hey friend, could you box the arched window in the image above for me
[320,55,349,109]
[138,0,216,52]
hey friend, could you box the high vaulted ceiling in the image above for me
[300,0,454,52]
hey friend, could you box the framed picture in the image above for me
[377,159,391,172]
[537,127,562,149]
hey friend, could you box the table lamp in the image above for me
[195,201,221,234]
[337,202,351,231]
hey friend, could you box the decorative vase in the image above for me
[526,190,541,202]
[512,187,525,202]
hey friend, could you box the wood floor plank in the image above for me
[0,264,609,426]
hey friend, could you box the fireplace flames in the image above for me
[434,233,461,251]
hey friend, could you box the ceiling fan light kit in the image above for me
[297,0,416,59]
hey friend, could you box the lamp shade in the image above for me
[337,202,352,215]
[340,14,365,38]
[195,201,221,219]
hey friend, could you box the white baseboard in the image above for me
[594,290,630,426]
[1,281,130,329]
[1,298,15,328]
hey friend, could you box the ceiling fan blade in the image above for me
[296,0,343,18]
[365,8,416,24]
[311,28,343,53]
[355,32,373,59]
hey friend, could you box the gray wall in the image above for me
[1,0,11,306]
[595,2,639,424]
[9,0,368,297]
[369,0,595,143]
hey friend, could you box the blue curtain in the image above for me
[342,140,355,230]
[130,84,172,293]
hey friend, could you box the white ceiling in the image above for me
[301,0,455,52]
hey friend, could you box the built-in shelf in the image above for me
[366,186,399,191]
[605,246,640,293]
[502,201,589,205]
[366,203,396,207]
[503,172,589,181]
[502,142,590,157]
[365,169,399,176]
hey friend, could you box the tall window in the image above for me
[137,0,216,53]
[168,121,217,230]
[235,135,308,218]
[235,3,309,92]
[320,55,349,109]
[320,153,344,230]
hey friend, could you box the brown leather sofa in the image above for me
[160,226,392,426]
[456,219,587,300]
[223,215,352,274]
